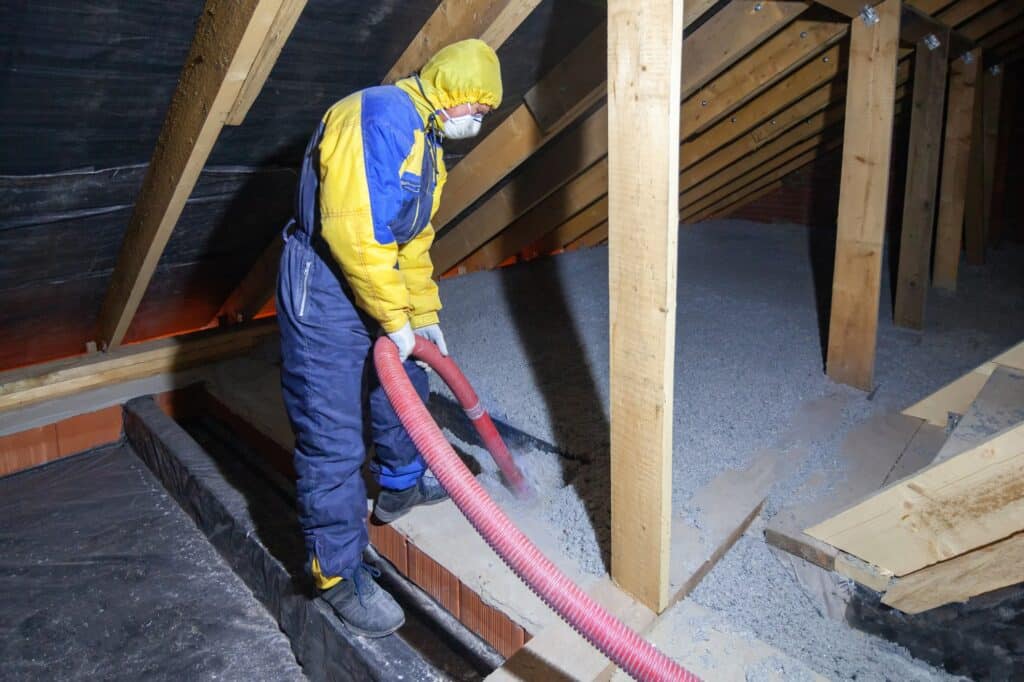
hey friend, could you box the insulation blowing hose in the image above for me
[411,337,531,499]
[375,336,698,682]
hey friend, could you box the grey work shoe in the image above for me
[321,563,405,638]
[373,474,450,524]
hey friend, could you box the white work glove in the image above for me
[414,323,448,356]
[387,322,416,362]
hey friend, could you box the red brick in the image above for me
[55,405,122,456]
[0,424,60,477]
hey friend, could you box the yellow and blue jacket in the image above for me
[296,39,502,333]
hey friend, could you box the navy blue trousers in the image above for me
[277,228,429,579]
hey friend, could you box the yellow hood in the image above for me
[396,39,503,123]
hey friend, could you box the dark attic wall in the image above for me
[0,0,605,371]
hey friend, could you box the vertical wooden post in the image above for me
[933,49,981,290]
[989,66,1015,248]
[982,64,1005,240]
[963,50,987,266]
[825,0,901,391]
[607,0,683,613]
[894,35,950,330]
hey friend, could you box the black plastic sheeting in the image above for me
[0,0,605,366]
[122,395,479,681]
[848,584,1024,680]
[0,442,304,681]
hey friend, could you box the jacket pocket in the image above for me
[297,258,314,319]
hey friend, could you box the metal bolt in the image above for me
[961,51,974,64]
[754,2,763,11]
[770,119,776,125]
[923,33,941,51]
[823,55,831,63]
[990,64,1002,75]
[730,116,737,123]
[860,5,880,26]
[701,99,708,106]
[800,31,808,39]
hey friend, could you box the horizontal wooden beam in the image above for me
[0,322,276,413]
[97,0,289,349]
[881,530,1024,614]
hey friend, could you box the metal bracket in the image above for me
[961,50,975,64]
[923,33,941,51]
[860,5,880,26]
[990,64,1003,76]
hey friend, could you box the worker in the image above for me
[276,39,502,638]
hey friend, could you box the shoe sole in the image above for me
[341,615,406,639]
[373,494,449,524]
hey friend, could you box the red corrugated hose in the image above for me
[375,336,698,682]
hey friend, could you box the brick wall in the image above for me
[727,149,843,227]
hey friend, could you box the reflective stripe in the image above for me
[297,260,312,318]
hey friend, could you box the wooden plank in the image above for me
[893,37,951,330]
[607,0,683,613]
[988,63,1015,246]
[765,413,927,570]
[226,0,307,124]
[903,339,1024,425]
[963,49,987,265]
[436,1,808,274]
[682,16,850,137]
[96,0,286,348]
[806,421,1024,576]
[814,0,881,19]
[435,0,723,231]
[567,221,610,250]
[933,49,982,289]
[932,366,1024,465]
[705,180,784,221]
[981,64,1004,242]
[959,0,1024,42]
[881,530,1024,613]
[685,137,844,222]
[825,0,901,391]
[382,0,543,84]
[526,197,609,256]
[0,322,275,413]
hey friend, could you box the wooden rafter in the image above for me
[443,3,829,273]
[382,0,544,84]
[430,0,791,274]
[96,0,305,349]
[218,0,565,321]
[693,0,1005,225]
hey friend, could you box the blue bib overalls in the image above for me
[277,119,432,582]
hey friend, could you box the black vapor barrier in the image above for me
[123,397,490,681]
[0,443,303,681]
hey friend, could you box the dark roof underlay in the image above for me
[0,0,603,370]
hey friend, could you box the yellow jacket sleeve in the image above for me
[398,223,441,328]
[318,113,410,333]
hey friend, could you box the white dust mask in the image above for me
[442,112,483,139]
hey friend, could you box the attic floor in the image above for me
[200,219,1024,680]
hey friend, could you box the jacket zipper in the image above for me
[298,260,312,317]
